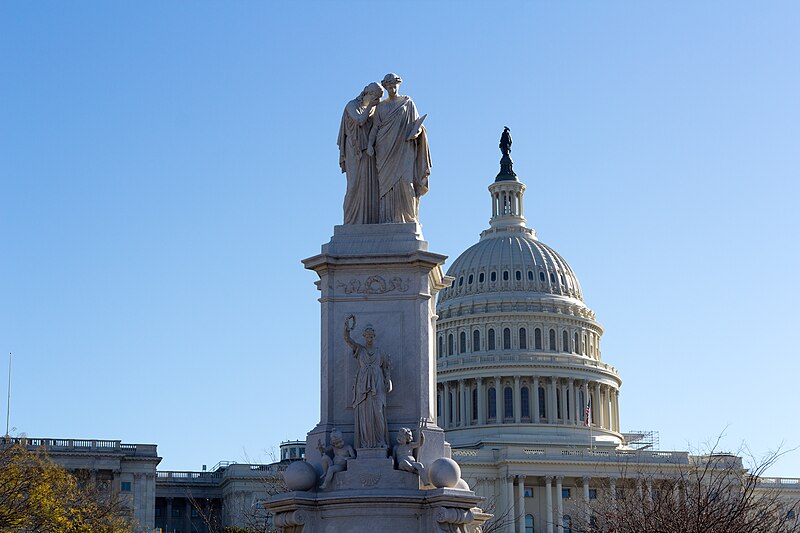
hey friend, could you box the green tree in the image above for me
[0,442,134,533]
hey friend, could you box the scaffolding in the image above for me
[622,430,660,450]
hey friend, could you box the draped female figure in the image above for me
[344,316,392,448]
[337,83,384,224]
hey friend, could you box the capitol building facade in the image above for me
[433,140,799,533]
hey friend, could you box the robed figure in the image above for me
[344,316,392,448]
[337,83,384,224]
[368,73,431,224]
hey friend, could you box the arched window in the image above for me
[448,392,454,423]
[519,328,527,349]
[525,515,534,533]
[458,276,463,287]
[549,329,557,351]
[448,334,454,356]
[488,387,496,419]
[488,329,496,350]
[503,328,511,350]
[472,329,480,352]
[574,332,580,355]
[515,270,521,281]
[504,386,513,419]
[437,336,442,358]
[556,388,562,419]
[472,387,478,420]
[563,515,572,533]
[521,387,530,418]
[566,392,571,420]
[490,271,497,282]
[459,331,467,354]
[538,387,546,419]
[503,270,509,281]
[534,328,542,350]
[562,330,569,352]
[550,272,556,283]
[583,334,588,356]
[539,271,546,282]
[468,274,473,284]
[479,272,485,283]
[527,270,534,281]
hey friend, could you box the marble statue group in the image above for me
[338,73,431,224]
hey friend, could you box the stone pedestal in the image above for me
[267,223,489,532]
[301,223,449,466]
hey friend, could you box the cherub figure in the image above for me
[317,429,355,490]
[393,427,427,484]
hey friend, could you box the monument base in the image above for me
[268,452,490,532]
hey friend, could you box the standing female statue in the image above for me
[344,315,392,448]
[368,73,431,224]
[337,83,384,224]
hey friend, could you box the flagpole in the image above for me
[5,352,11,437]
[587,397,592,451]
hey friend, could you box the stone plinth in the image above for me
[269,450,489,533]
[266,223,489,532]
[301,223,450,467]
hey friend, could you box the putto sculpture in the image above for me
[316,429,355,490]
[338,73,431,225]
[343,315,392,448]
[393,426,427,484]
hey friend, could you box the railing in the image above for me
[0,437,157,456]
[450,445,690,465]
[437,353,617,373]
[157,471,223,483]
[757,477,800,488]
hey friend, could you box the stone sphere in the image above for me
[428,457,462,488]
[283,461,318,491]
[455,478,470,491]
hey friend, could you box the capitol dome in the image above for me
[435,129,622,448]
[439,230,584,305]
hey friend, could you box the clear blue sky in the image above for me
[2,2,799,475]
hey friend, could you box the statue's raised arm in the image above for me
[343,314,358,353]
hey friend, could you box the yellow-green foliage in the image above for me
[0,443,134,533]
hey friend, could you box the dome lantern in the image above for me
[489,127,527,230]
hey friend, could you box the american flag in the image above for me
[585,398,591,427]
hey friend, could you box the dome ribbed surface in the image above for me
[440,231,583,303]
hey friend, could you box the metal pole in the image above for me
[5,352,11,437]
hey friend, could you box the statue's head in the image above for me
[360,82,384,105]
[381,73,402,97]
[330,430,344,447]
[397,427,412,444]
[362,324,376,344]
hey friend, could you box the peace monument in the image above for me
[266,74,489,532]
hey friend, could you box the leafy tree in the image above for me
[0,442,134,533]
